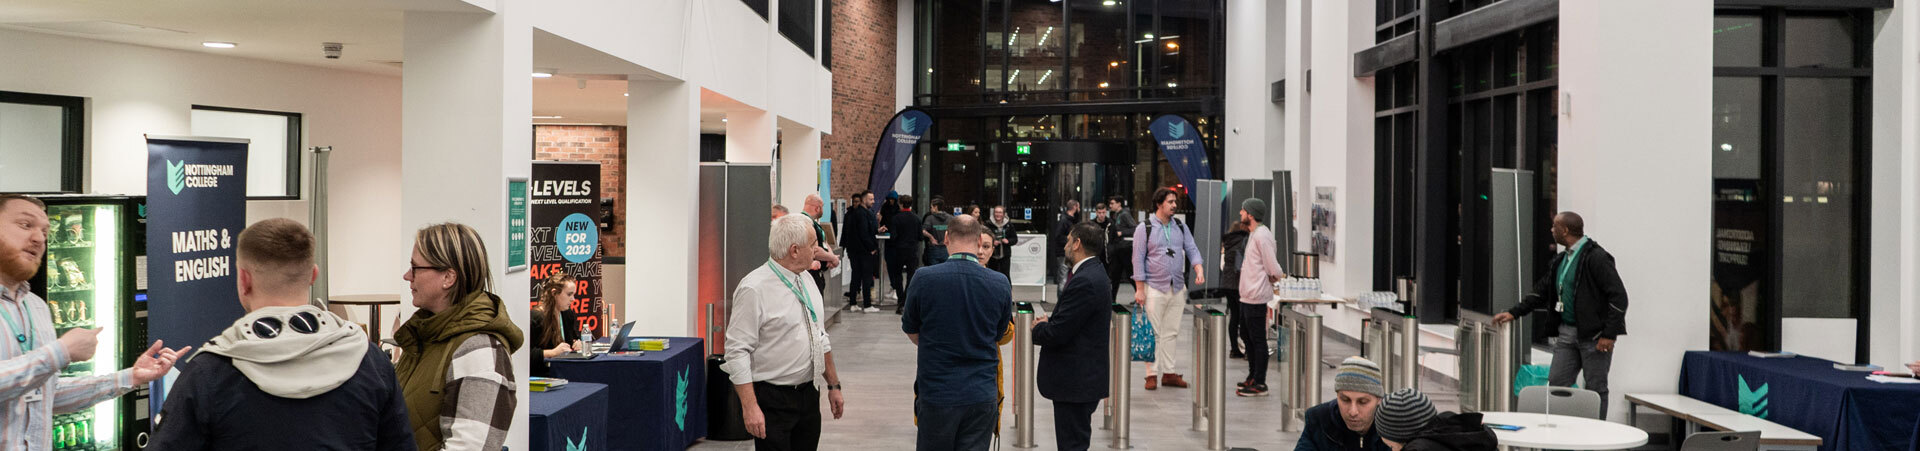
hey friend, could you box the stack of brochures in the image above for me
[530,377,570,392]
[636,339,670,351]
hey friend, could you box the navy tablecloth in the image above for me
[550,337,708,451]
[530,382,609,451]
[1680,351,1920,451]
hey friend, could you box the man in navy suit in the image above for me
[1031,222,1112,451]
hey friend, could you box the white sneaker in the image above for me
[863,306,881,313]
[848,305,860,312]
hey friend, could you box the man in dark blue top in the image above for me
[902,214,1011,451]
[1031,222,1111,451]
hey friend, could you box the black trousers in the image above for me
[1050,400,1100,451]
[751,382,822,451]
[1236,301,1270,385]
[887,248,917,299]
[1224,291,1245,354]
[849,253,878,308]
[914,399,997,451]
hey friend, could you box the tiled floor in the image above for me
[689,284,1459,451]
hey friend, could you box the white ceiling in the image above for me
[4,1,740,134]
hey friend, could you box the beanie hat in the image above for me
[1374,388,1438,442]
[1334,356,1386,398]
[1241,198,1268,222]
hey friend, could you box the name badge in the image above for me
[1555,300,1565,313]
[22,389,41,403]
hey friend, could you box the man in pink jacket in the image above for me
[1235,198,1287,397]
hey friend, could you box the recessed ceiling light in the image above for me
[533,115,563,119]
[202,41,236,49]
[532,68,556,78]
[624,93,629,97]
[721,118,728,122]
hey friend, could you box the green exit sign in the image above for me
[1016,143,1032,155]
[947,141,964,151]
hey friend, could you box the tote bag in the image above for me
[1129,304,1156,362]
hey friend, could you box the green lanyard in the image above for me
[767,260,818,322]
[0,290,33,354]
[949,253,979,263]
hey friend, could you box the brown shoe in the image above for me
[1162,373,1190,388]
[1144,375,1159,390]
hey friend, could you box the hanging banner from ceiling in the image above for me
[867,108,932,196]
[1148,114,1215,202]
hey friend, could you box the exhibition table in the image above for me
[1681,351,1920,451]
[1478,411,1648,450]
[530,382,609,451]
[550,337,708,451]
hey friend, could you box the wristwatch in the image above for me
[827,384,843,391]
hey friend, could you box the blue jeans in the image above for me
[914,399,996,451]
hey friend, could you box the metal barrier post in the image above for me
[1366,308,1419,392]
[1191,305,1209,432]
[1279,307,1323,432]
[1398,314,1420,391]
[1013,302,1037,448]
[1456,310,1518,412]
[1204,308,1228,450]
[1108,304,1132,449]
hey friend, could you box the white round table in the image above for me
[1478,411,1649,450]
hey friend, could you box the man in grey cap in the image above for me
[1295,357,1390,451]
[1374,388,1497,451]
[1234,197,1285,397]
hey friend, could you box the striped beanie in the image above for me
[1374,388,1438,442]
[1334,356,1385,397]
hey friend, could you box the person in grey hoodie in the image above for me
[149,218,415,450]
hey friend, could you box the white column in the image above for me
[1223,0,1270,180]
[1871,0,1920,369]
[626,79,702,337]
[725,107,776,163]
[1283,0,1312,253]
[1304,0,1374,297]
[779,120,823,208]
[401,8,532,447]
[1558,0,1713,421]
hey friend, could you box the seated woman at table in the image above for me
[532,271,585,377]
[396,222,525,451]
[1373,388,1497,451]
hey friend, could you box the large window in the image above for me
[1709,6,1872,356]
[190,106,303,199]
[0,91,83,193]
[779,0,816,56]
[916,0,1223,106]
[1365,0,1557,325]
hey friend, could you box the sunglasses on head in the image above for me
[248,311,325,339]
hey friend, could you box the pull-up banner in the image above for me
[146,135,249,361]
[867,109,932,196]
[1148,114,1214,202]
[531,161,606,337]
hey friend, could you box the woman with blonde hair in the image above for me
[396,222,525,451]
[532,271,584,377]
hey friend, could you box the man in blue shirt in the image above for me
[902,214,1011,451]
[1130,187,1205,390]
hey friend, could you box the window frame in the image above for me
[189,104,304,200]
[0,90,85,194]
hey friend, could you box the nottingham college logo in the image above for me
[1737,374,1769,418]
[566,427,588,451]
[1168,122,1187,140]
[901,116,922,135]
[166,159,187,195]
[675,366,691,431]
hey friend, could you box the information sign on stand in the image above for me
[1009,234,1047,287]
[506,178,528,272]
[145,135,249,360]
[531,162,605,336]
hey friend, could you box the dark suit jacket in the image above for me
[1032,258,1112,403]
[1505,239,1629,341]
[840,205,879,254]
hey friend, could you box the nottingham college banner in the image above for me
[530,162,607,337]
[1148,114,1214,202]
[145,135,249,360]
[866,109,932,196]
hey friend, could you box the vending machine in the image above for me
[28,196,149,451]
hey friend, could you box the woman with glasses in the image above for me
[396,222,525,451]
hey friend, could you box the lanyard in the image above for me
[0,292,33,354]
[767,260,818,323]
[949,253,979,263]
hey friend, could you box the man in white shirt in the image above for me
[0,194,190,450]
[724,213,848,451]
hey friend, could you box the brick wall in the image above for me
[534,125,627,258]
[823,0,898,200]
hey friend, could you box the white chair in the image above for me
[1681,431,1760,451]
[1516,385,1603,419]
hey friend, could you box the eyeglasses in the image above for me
[409,265,442,274]
[249,311,324,339]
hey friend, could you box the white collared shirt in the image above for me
[722,262,832,388]
[1069,256,1095,277]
